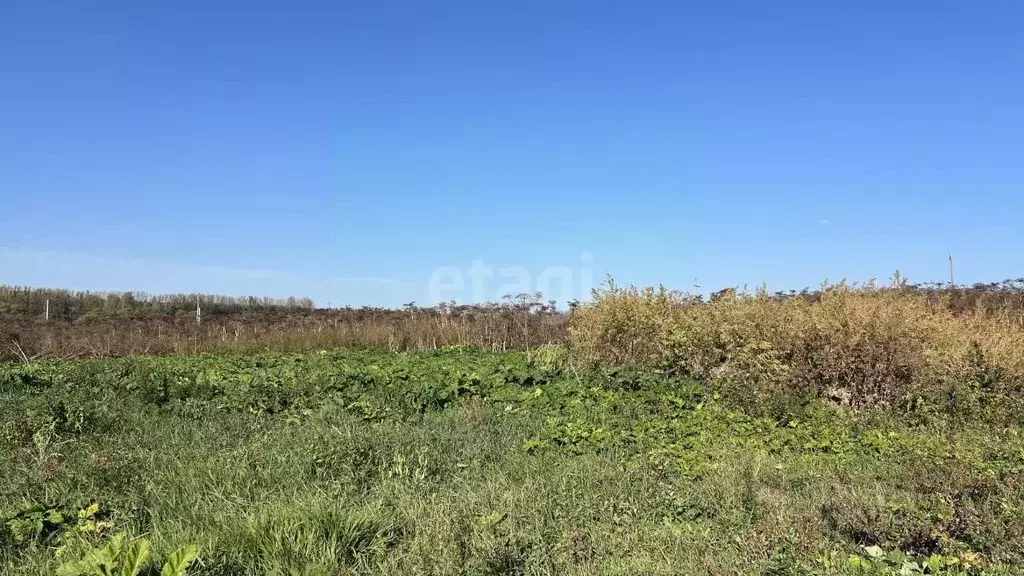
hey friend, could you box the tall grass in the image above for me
[570,277,1024,409]
[2,302,567,361]
[5,349,1024,574]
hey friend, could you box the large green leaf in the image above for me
[56,559,94,576]
[160,544,198,576]
[119,538,151,576]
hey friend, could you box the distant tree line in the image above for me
[0,286,315,321]
[0,288,569,360]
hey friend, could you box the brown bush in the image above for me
[570,278,1024,407]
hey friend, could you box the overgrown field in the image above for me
[3,347,1024,575]
[5,278,1024,363]
[1,287,566,361]
[572,280,1024,411]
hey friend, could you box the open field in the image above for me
[3,346,1024,575]
[5,280,1024,574]
[0,287,566,361]
[6,0,1020,573]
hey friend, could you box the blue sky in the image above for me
[2,1,1022,307]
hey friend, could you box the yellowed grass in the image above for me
[570,280,1024,406]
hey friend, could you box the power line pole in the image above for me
[949,254,956,288]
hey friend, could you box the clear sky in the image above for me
[2,1,1022,307]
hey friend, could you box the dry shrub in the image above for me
[570,279,1024,408]
[567,278,687,369]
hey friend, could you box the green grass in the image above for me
[2,347,1024,574]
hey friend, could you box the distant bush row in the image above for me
[0,285,318,320]
[0,292,568,361]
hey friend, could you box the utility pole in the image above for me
[948,255,956,288]
[196,296,202,325]
[44,299,49,321]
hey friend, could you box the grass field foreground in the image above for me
[2,347,1024,574]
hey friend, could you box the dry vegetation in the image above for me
[570,275,1024,412]
[0,287,567,361]
[5,278,1024,574]
[7,278,1024,411]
